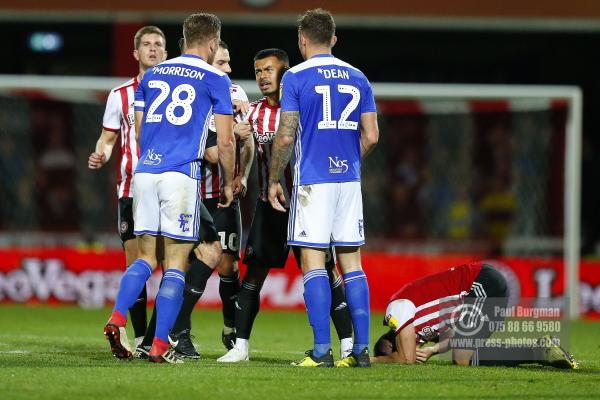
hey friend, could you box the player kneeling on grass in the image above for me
[370,262,579,369]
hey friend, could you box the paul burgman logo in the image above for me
[144,149,162,166]
[328,156,349,174]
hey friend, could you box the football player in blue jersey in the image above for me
[268,8,379,367]
[103,13,236,364]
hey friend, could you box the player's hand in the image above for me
[233,99,249,116]
[268,182,286,212]
[88,152,106,169]
[218,184,234,208]
[416,346,436,364]
[232,176,248,199]
[233,121,253,142]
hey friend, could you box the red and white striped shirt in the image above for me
[385,262,482,343]
[246,97,293,201]
[102,77,139,198]
[201,83,247,200]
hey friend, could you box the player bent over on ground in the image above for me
[268,9,379,368]
[89,25,167,350]
[217,48,354,363]
[103,13,235,364]
[372,262,579,369]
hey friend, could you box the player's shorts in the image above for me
[133,172,201,241]
[244,199,290,268]
[204,197,241,259]
[117,197,135,243]
[244,199,340,269]
[452,264,509,345]
[288,181,364,248]
[197,201,219,243]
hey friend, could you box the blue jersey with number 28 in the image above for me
[280,54,376,185]
[134,54,232,179]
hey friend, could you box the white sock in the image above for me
[235,338,249,352]
[135,336,144,348]
[340,337,353,355]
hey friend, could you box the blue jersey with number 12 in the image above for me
[134,54,232,179]
[280,54,376,185]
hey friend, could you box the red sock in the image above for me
[108,310,127,327]
[150,337,169,356]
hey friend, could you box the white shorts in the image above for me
[288,181,365,248]
[133,172,201,241]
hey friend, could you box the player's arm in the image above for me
[359,111,379,158]
[203,131,219,164]
[88,129,118,169]
[135,111,143,145]
[268,111,298,212]
[372,324,417,364]
[416,331,452,364]
[204,146,219,164]
[233,135,254,198]
[215,113,235,207]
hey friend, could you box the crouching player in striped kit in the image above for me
[373,262,579,369]
[102,13,235,364]
[268,9,379,367]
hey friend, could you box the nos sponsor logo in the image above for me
[143,149,162,166]
[328,156,348,174]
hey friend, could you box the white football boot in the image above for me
[217,339,249,363]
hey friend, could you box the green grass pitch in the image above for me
[0,305,599,399]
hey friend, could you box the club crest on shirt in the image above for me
[127,113,135,126]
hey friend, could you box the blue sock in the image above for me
[155,269,185,342]
[343,270,370,354]
[113,259,153,318]
[303,269,331,358]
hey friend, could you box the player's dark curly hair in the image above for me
[253,48,290,68]
[373,330,397,357]
[297,8,335,46]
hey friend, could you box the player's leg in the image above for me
[288,184,337,367]
[149,237,194,363]
[217,253,240,348]
[123,239,148,349]
[169,202,221,358]
[104,173,159,359]
[218,198,288,362]
[332,181,370,367]
[119,197,148,349]
[325,249,354,359]
[168,241,221,358]
[105,234,157,359]
[147,171,200,364]
[293,245,354,359]
[217,265,269,362]
[213,200,242,349]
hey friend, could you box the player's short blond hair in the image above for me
[183,13,221,48]
[134,26,166,50]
